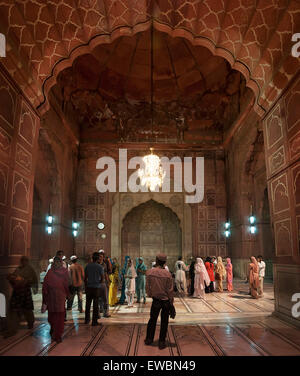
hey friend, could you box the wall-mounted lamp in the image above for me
[249,205,256,234]
[72,222,79,237]
[46,205,53,235]
[224,221,231,238]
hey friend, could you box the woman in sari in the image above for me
[193,258,211,300]
[109,258,119,307]
[248,256,260,299]
[225,258,233,292]
[204,257,215,293]
[124,258,137,308]
[119,255,130,304]
[215,256,226,292]
[42,256,70,343]
[136,257,147,304]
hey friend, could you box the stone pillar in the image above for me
[263,73,300,326]
[0,64,39,305]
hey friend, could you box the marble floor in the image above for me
[1,279,300,356]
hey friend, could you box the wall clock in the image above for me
[97,222,105,230]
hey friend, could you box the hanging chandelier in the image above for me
[138,148,166,192]
[138,23,165,192]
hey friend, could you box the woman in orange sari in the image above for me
[225,258,233,292]
[215,256,226,292]
[248,256,260,299]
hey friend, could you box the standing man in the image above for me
[144,253,174,350]
[84,252,103,326]
[67,255,85,313]
[257,255,266,297]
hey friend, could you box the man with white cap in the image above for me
[67,255,85,312]
[145,253,174,350]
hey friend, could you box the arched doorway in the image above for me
[121,200,181,271]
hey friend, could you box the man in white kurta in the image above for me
[257,255,266,297]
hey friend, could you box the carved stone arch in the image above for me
[39,22,262,115]
[111,191,192,266]
[121,199,182,271]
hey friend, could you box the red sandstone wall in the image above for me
[225,108,275,278]
[30,106,79,272]
[0,64,39,295]
[263,73,300,265]
[74,155,111,260]
[75,147,226,260]
[191,153,227,258]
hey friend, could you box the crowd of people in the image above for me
[2,251,266,347]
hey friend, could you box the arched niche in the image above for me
[121,199,182,271]
[111,191,192,266]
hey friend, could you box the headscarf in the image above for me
[122,255,130,275]
[195,258,211,286]
[126,259,137,279]
[249,256,259,287]
[226,258,232,270]
[136,257,147,273]
[250,256,258,273]
[226,258,233,281]
[215,256,226,276]
[112,258,119,277]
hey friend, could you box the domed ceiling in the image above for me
[51,29,253,145]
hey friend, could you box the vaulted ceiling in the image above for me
[0,0,299,114]
[51,29,252,144]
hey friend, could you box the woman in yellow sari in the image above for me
[109,258,119,307]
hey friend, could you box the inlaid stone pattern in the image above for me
[193,155,227,258]
[0,67,39,260]
[263,74,300,259]
[75,158,110,258]
[0,1,299,110]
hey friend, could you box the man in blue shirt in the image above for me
[84,252,104,326]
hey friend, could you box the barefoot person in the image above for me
[42,256,70,342]
[5,256,38,337]
[225,258,233,292]
[248,256,260,299]
[144,253,174,350]
[193,258,210,300]
[257,255,266,297]
[215,257,226,292]
[124,258,136,308]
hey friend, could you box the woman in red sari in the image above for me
[42,256,70,342]
[204,257,215,293]
[248,256,260,299]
